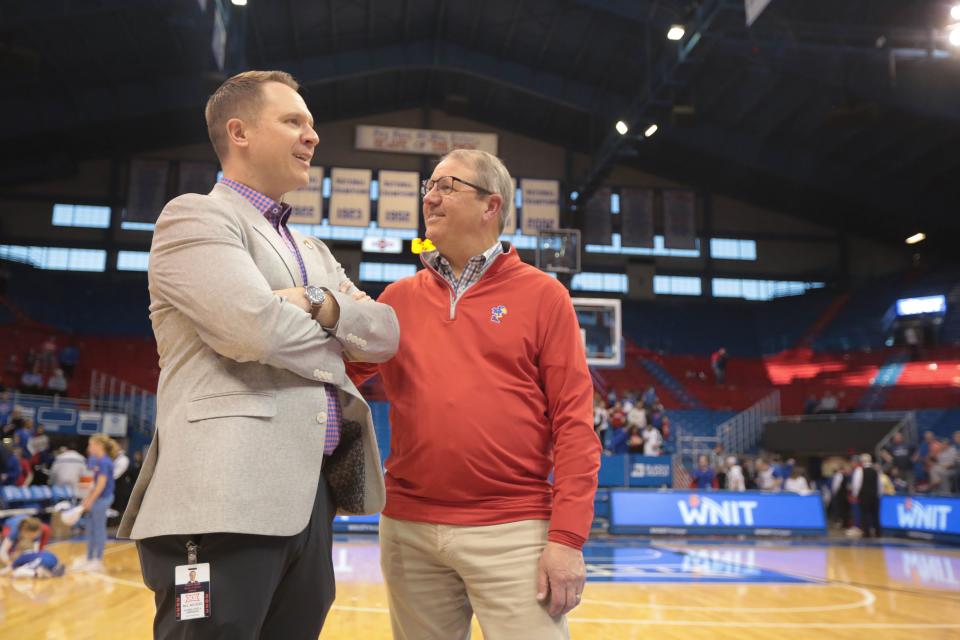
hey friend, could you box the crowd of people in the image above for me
[3,335,79,398]
[594,386,670,457]
[1,404,142,575]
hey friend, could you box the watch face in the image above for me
[306,286,325,305]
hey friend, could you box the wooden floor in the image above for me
[3,536,959,639]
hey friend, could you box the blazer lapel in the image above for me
[211,184,301,286]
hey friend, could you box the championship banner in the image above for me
[285,167,324,224]
[177,162,218,197]
[126,159,170,223]
[520,179,560,235]
[355,125,498,156]
[620,188,655,248]
[376,170,419,230]
[582,187,612,246]
[663,190,697,250]
[329,168,372,227]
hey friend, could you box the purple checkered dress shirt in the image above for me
[221,178,342,454]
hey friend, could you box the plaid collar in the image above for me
[220,177,292,228]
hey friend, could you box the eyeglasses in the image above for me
[420,175,492,199]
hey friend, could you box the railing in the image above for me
[718,390,781,454]
[90,369,156,437]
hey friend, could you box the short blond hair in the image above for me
[205,70,300,161]
[90,434,121,460]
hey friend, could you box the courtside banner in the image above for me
[376,170,419,230]
[609,490,827,536]
[285,167,324,224]
[329,168,372,227]
[880,495,960,544]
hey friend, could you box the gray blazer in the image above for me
[118,183,399,540]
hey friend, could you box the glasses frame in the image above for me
[420,175,492,198]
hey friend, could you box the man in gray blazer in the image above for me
[119,70,399,638]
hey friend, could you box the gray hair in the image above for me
[441,149,513,234]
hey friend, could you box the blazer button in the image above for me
[316,412,327,423]
[304,240,314,250]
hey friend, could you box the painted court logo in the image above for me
[677,494,759,527]
[490,305,508,324]
[897,498,952,532]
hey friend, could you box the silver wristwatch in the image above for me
[304,285,327,318]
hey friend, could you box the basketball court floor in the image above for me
[2,535,959,639]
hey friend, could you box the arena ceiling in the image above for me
[2,0,959,249]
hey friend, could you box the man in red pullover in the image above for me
[350,149,600,639]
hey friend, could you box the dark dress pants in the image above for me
[137,473,337,640]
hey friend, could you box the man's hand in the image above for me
[536,541,586,617]
[338,280,372,302]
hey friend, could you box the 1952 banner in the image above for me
[355,125,498,156]
[520,179,560,235]
[376,170,420,230]
[329,168,371,227]
[285,167,324,224]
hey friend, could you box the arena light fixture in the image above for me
[950,27,960,47]
[615,120,629,135]
[905,232,926,245]
[667,25,686,41]
[952,4,960,21]
[231,0,248,5]
[644,124,659,138]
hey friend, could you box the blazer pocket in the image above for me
[186,391,277,422]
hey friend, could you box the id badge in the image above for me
[174,562,211,621]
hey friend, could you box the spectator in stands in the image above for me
[803,394,819,415]
[649,402,665,430]
[918,429,937,488]
[756,459,778,491]
[641,386,658,409]
[642,423,663,456]
[26,425,50,464]
[880,432,917,493]
[46,368,67,397]
[606,425,630,455]
[12,418,31,456]
[710,347,728,385]
[829,463,852,528]
[18,365,43,395]
[851,453,882,538]
[725,456,746,491]
[626,401,647,431]
[593,395,609,438]
[49,446,86,491]
[75,434,115,573]
[0,390,12,426]
[626,426,645,454]
[691,455,715,490]
[929,434,958,494]
[110,439,131,516]
[817,390,839,414]
[1,444,20,485]
[609,401,626,431]
[13,447,32,487]
[0,516,51,569]
[711,444,727,488]
[783,467,811,493]
[39,336,58,370]
[58,343,79,379]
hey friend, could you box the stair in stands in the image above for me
[857,352,909,411]
[639,358,703,408]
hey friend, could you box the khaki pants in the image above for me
[379,515,570,640]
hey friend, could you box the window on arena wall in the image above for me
[117,251,150,272]
[359,262,417,283]
[0,245,107,272]
[571,272,628,294]
[653,275,702,296]
[52,204,111,228]
[710,238,757,261]
[712,278,825,301]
